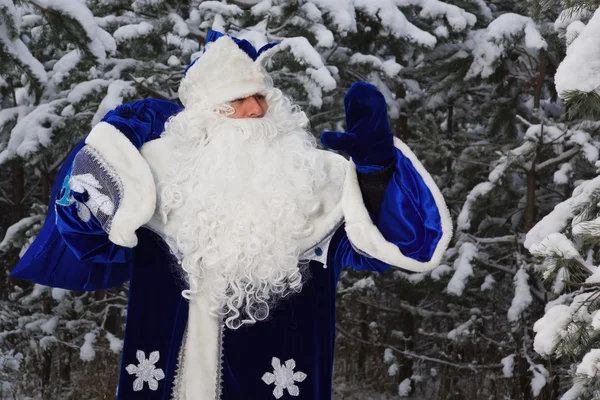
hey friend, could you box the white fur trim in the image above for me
[179,36,273,109]
[85,122,157,247]
[177,288,219,399]
[342,137,453,272]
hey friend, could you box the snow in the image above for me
[51,50,81,84]
[198,1,243,17]
[301,2,323,21]
[396,0,477,31]
[434,25,448,37]
[169,13,189,37]
[472,0,492,20]
[307,0,357,33]
[167,55,181,66]
[554,8,592,32]
[105,332,123,353]
[355,0,436,47]
[555,9,600,98]
[0,99,66,164]
[457,182,493,231]
[554,163,572,185]
[40,317,58,335]
[349,53,403,77]
[383,348,395,363]
[430,264,453,280]
[566,21,586,46]
[501,354,515,377]
[387,364,398,376]
[91,80,134,126]
[529,233,583,262]
[310,24,335,48]
[507,267,532,322]
[447,243,477,296]
[467,13,547,79]
[67,79,110,104]
[480,274,495,291]
[32,0,116,63]
[0,216,42,252]
[251,0,272,16]
[533,304,573,356]
[526,175,600,249]
[80,332,97,361]
[0,21,48,85]
[448,316,474,340]
[51,288,67,301]
[113,22,154,43]
[530,364,549,396]
[166,33,200,54]
[576,349,600,376]
[398,378,411,396]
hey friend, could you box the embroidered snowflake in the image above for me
[126,350,165,391]
[261,357,307,398]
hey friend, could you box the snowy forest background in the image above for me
[1,0,600,398]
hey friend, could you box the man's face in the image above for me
[228,94,268,118]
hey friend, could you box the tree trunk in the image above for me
[396,86,408,140]
[524,125,543,232]
[447,103,454,138]
[534,51,547,110]
[12,161,24,223]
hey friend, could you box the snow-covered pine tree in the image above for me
[0,0,204,397]
[361,2,598,397]
[524,3,600,399]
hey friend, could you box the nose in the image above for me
[246,96,266,118]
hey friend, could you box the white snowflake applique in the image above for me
[261,357,307,398]
[126,350,165,391]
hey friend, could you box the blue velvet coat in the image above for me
[10,98,450,399]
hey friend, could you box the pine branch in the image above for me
[563,89,600,121]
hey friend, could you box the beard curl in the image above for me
[159,88,327,329]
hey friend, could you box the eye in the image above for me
[254,94,265,101]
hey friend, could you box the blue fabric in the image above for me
[116,228,188,400]
[185,30,278,76]
[101,98,182,148]
[10,98,182,291]
[320,81,396,174]
[222,258,337,399]
[376,147,443,262]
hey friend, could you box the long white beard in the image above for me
[159,90,326,329]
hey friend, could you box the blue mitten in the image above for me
[320,82,396,173]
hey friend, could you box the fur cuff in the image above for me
[342,137,453,272]
[85,122,156,247]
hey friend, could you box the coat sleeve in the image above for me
[9,99,182,291]
[329,137,453,275]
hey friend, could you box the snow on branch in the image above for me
[395,0,477,32]
[466,13,547,79]
[447,242,478,296]
[525,176,600,249]
[113,22,154,43]
[29,0,116,63]
[0,215,43,253]
[0,0,47,85]
[507,267,533,322]
[0,99,67,164]
[555,9,600,98]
